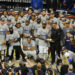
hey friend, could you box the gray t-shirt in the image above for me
[22,39,35,47]
[1,15,8,22]
[6,31,20,46]
[32,22,42,36]
[37,28,49,46]
[23,24,32,37]
[13,26,23,34]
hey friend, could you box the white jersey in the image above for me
[22,39,35,47]
[63,27,72,35]
[51,17,59,25]
[6,31,20,46]
[57,18,65,29]
[1,15,8,22]
[46,24,51,32]
[12,20,20,26]
[32,22,42,36]
[8,15,15,24]
[23,14,31,21]
[39,15,47,21]
[4,23,13,31]
[60,21,65,29]
[0,24,9,32]
[18,16,25,23]
[0,25,7,50]
[30,20,36,26]
[13,26,23,34]
[64,51,75,59]
[23,24,32,37]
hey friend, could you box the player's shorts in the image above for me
[0,45,7,51]
[39,46,48,54]
[23,50,36,59]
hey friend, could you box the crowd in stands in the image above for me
[60,0,75,11]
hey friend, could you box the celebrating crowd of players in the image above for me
[0,8,75,65]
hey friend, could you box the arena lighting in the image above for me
[26,7,29,11]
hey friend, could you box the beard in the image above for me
[43,27,46,29]
[9,30,13,34]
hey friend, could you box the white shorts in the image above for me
[23,50,36,57]
[9,45,13,56]
[39,46,48,54]
[0,45,7,51]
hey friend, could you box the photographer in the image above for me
[6,27,25,61]
[18,62,29,75]
[27,58,46,75]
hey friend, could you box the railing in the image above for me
[0,0,46,4]
[0,0,47,11]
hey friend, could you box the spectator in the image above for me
[71,4,75,12]
[65,65,75,75]
[61,56,69,75]
[27,58,46,75]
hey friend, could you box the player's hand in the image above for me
[50,39,54,43]
[56,25,59,29]
[44,39,48,42]
[8,40,16,44]
[6,32,10,35]
[25,56,28,60]
[24,34,27,38]
[12,40,16,42]
[2,41,6,45]
[47,39,54,42]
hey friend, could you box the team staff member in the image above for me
[50,21,63,64]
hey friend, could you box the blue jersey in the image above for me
[31,0,43,9]
[64,36,71,50]
[71,8,75,12]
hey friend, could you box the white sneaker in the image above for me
[9,61,11,63]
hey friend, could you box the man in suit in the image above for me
[65,65,75,75]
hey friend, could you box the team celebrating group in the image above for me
[0,8,75,64]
